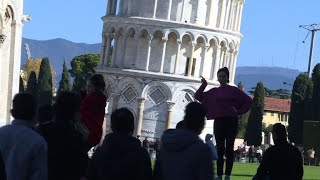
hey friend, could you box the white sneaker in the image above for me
[215,176,222,180]
[224,175,231,180]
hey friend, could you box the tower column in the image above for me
[153,0,158,18]
[99,34,106,66]
[167,0,172,20]
[166,101,175,129]
[230,51,238,83]
[120,35,127,68]
[187,43,195,77]
[134,35,141,69]
[212,45,221,80]
[104,33,112,67]
[199,44,209,77]
[111,33,119,67]
[195,0,201,24]
[180,0,186,21]
[111,0,118,15]
[218,0,227,28]
[232,2,240,31]
[174,40,182,74]
[145,35,153,71]
[134,97,145,137]
[160,37,168,73]
[237,3,244,31]
[107,0,113,15]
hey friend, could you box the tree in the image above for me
[26,71,38,98]
[245,82,265,146]
[57,60,71,94]
[19,76,25,92]
[38,58,53,106]
[21,58,56,93]
[288,73,312,144]
[312,64,320,121]
[237,81,249,139]
[249,87,291,99]
[69,54,100,92]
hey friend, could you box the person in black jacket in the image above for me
[0,152,5,180]
[153,102,213,180]
[253,123,303,180]
[38,92,88,180]
[87,108,152,180]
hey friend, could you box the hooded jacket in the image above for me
[87,133,152,180]
[153,129,213,180]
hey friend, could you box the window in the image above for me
[271,112,274,117]
[185,57,196,76]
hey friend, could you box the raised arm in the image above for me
[195,78,208,102]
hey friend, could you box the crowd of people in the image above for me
[0,67,306,180]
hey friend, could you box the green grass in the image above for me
[230,163,320,180]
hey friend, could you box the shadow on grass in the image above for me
[232,174,253,178]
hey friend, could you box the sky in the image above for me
[23,0,320,72]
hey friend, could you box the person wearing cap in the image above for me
[195,67,252,180]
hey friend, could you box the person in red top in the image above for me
[81,74,107,150]
[195,67,252,180]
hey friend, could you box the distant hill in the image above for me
[20,38,301,91]
[21,38,101,82]
[235,66,300,92]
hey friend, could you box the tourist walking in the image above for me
[81,74,107,150]
[153,102,213,180]
[87,108,152,180]
[0,93,47,180]
[256,146,263,163]
[248,145,255,163]
[195,67,252,180]
[38,92,89,180]
[307,148,315,165]
[253,123,303,180]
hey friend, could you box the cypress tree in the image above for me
[19,76,25,92]
[57,60,71,94]
[237,81,249,139]
[245,82,265,146]
[38,58,53,106]
[312,64,320,121]
[26,71,38,98]
[288,73,311,144]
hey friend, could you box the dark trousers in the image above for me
[214,117,238,176]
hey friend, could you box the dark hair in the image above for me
[272,123,287,142]
[53,92,80,122]
[89,74,106,91]
[111,108,134,134]
[37,104,53,124]
[217,67,230,83]
[176,120,185,129]
[183,102,207,134]
[11,93,37,121]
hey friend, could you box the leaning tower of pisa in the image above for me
[96,0,245,138]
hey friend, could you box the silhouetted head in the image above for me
[53,92,81,123]
[217,67,230,86]
[183,102,207,135]
[86,74,106,95]
[11,93,37,122]
[272,123,288,145]
[37,104,53,124]
[176,120,185,129]
[111,108,134,135]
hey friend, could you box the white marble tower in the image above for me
[0,0,28,126]
[97,0,245,138]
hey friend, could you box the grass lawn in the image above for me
[230,162,320,180]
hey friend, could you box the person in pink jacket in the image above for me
[195,67,252,180]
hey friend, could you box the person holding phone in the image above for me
[195,67,252,180]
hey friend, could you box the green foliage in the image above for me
[288,73,312,144]
[245,82,265,146]
[262,123,273,133]
[69,54,100,92]
[57,60,71,94]
[38,58,53,106]
[312,64,320,121]
[249,87,291,99]
[26,71,38,98]
[19,76,25,92]
[237,111,249,139]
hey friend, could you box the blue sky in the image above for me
[24,0,320,72]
